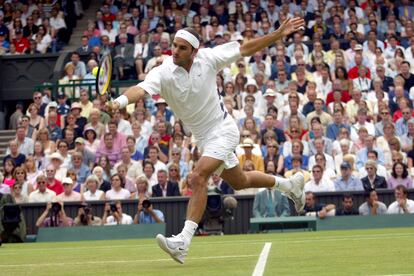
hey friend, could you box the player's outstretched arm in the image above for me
[239,17,305,57]
[113,85,147,110]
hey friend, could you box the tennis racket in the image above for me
[96,53,113,99]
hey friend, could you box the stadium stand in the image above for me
[1,0,414,241]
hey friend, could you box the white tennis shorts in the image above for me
[198,115,240,175]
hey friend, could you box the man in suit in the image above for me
[361,160,387,191]
[152,169,180,197]
[114,33,135,80]
[76,36,92,55]
[252,188,290,218]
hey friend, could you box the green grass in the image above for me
[1,228,414,275]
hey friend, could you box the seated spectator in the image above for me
[58,63,80,98]
[83,127,100,154]
[54,177,82,202]
[92,166,111,193]
[284,155,311,183]
[44,164,64,195]
[36,202,73,228]
[126,136,144,162]
[308,123,333,155]
[301,192,336,218]
[12,182,28,203]
[355,135,385,170]
[82,175,105,201]
[74,138,95,169]
[359,190,387,216]
[114,33,134,80]
[335,194,359,216]
[132,175,151,200]
[237,138,264,173]
[307,137,335,171]
[57,140,72,168]
[142,160,158,188]
[210,173,233,195]
[95,133,122,167]
[152,169,180,197]
[4,140,26,167]
[145,145,168,174]
[313,153,337,181]
[74,204,102,226]
[2,159,16,187]
[252,188,290,218]
[29,174,57,202]
[134,198,165,224]
[387,185,414,214]
[105,174,131,200]
[114,146,143,182]
[304,165,335,192]
[361,160,388,191]
[284,140,309,171]
[387,162,412,189]
[358,150,388,179]
[334,161,363,191]
[102,201,133,225]
[69,152,90,187]
[115,164,136,193]
[12,166,32,197]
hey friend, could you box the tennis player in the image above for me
[113,17,306,264]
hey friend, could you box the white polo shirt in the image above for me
[28,189,56,203]
[138,41,242,141]
[387,199,414,214]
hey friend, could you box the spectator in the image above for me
[54,177,82,202]
[12,29,29,53]
[58,64,81,98]
[361,160,388,191]
[210,173,233,195]
[387,162,412,189]
[114,33,134,80]
[92,166,111,193]
[8,102,24,130]
[152,169,180,197]
[115,164,136,193]
[46,111,62,142]
[74,204,102,226]
[132,175,151,200]
[102,201,133,225]
[12,182,28,203]
[334,161,363,191]
[134,198,165,224]
[95,133,121,166]
[387,185,414,214]
[66,52,86,79]
[284,140,309,171]
[84,108,105,138]
[69,152,90,186]
[82,175,104,201]
[304,165,335,192]
[355,135,385,170]
[105,174,131,200]
[12,166,32,198]
[359,190,387,216]
[252,188,290,218]
[36,202,73,228]
[302,192,336,219]
[2,159,16,187]
[44,164,64,195]
[83,127,100,154]
[335,194,359,216]
[74,137,95,169]
[237,138,264,173]
[4,140,26,167]
[28,175,56,203]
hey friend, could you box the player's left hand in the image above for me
[280,17,305,37]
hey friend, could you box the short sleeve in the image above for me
[202,41,242,72]
[137,65,162,97]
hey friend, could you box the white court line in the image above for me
[1,232,413,254]
[252,243,272,276]
[0,254,258,268]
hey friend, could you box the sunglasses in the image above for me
[241,135,250,137]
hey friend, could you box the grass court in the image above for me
[0,227,413,276]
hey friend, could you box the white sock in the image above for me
[273,175,292,194]
[180,220,198,245]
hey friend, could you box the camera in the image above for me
[142,199,151,209]
[110,203,117,212]
[51,202,61,214]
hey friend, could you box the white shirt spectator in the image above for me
[387,199,414,214]
[105,188,131,200]
[83,189,104,201]
[308,153,335,171]
[105,213,133,225]
[117,119,133,136]
[350,122,376,141]
[28,189,56,203]
[50,16,67,31]
[304,178,335,192]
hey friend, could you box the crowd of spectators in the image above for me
[2,0,414,226]
[0,0,82,55]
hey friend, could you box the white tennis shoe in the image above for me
[286,172,305,212]
[156,234,188,264]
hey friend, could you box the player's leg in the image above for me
[220,164,305,212]
[156,156,223,264]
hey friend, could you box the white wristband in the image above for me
[114,95,129,109]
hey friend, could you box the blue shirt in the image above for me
[47,125,62,142]
[138,209,164,224]
[284,155,309,171]
[334,175,363,191]
[70,163,91,186]
[396,118,409,136]
[356,147,385,170]
[326,123,350,140]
